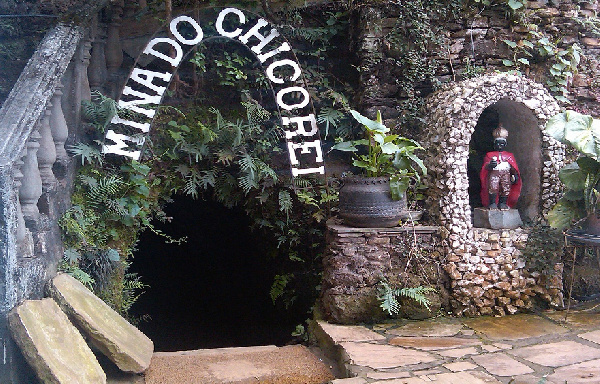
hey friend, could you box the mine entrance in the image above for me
[130,196,307,351]
[468,98,542,222]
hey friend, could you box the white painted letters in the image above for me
[130,68,172,94]
[266,59,301,84]
[105,8,325,177]
[143,37,183,67]
[170,15,204,45]
[282,114,318,139]
[216,8,246,38]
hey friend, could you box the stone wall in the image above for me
[446,228,563,317]
[320,220,449,324]
[355,1,600,131]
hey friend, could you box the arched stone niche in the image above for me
[468,99,543,221]
[423,73,564,240]
[422,73,567,316]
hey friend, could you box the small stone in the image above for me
[444,361,478,372]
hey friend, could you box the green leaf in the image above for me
[559,162,587,191]
[350,110,388,133]
[502,59,514,67]
[503,39,517,48]
[547,198,580,230]
[545,111,600,160]
[331,141,358,152]
[64,248,80,264]
[517,58,530,66]
[508,0,524,10]
[106,248,120,262]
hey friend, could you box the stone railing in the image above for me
[0,23,92,382]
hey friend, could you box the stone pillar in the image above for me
[13,161,33,257]
[105,2,124,99]
[49,84,69,163]
[88,25,108,93]
[37,109,57,190]
[74,40,92,126]
[19,132,43,221]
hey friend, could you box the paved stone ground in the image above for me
[315,304,600,384]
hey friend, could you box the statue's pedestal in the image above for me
[473,207,522,229]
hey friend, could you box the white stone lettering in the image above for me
[103,130,144,159]
[276,86,310,111]
[143,37,183,67]
[292,166,325,177]
[130,68,172,94]
[170,15,204,45]
[266,59,301,84]
[287,140,324,165]
[111,116,150,133]
[105,8,325,177]
[216,7,246,38]
[238,18,279,55]
[282,114,318,139]
[257,42,291,63]
[119,87,162,118]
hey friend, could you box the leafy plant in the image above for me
[545,110,600,229]
[332,110,426,200]
[377,279,435,316]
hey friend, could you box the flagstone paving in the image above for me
[315,307,600,384]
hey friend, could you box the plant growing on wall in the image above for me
[377,278,435,316]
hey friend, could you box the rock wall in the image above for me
[446,228,563,317]
[320,220,449,324]
[355,1,600,130]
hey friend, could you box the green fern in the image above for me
[377,279,435,316]
[68,142,104,166]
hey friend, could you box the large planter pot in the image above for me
[338,176,407,228]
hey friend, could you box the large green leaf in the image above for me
[546,111,600,160]
[350,110,388,133]
[331,141,359,152]
[547,198,580,230]
[558,162,586,191]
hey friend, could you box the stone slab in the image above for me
[473,207,522,229]
[548,358,600,383]
[471,352,534,376]
[8,298,106,384]
[463,314,568,340]
[438,346,479,358]
[444,361,478,372]
[510,340,600,367]
[389,336,480,350]
[386,318,464,337]
[145,345,334,384]
[371,372,495,384]
[340,342,437,369]
[47,273,153,373]
[545,311,600,330]
[317,320,386,343]
[579,329,600,345]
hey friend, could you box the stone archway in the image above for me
[423,73,564,243]
[423,73,567,316]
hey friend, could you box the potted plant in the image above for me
[332,110,427,227]
[545,110,600,234]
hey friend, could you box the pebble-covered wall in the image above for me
[421,73,565,316]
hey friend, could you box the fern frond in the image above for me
[397,286,435,310]
[68,142,104,166]
[279,190,293,215]
[317,107,344,137]
[378,280,401,316]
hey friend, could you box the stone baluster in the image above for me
[19,131,43,221]
[77,40,92,104]
[13,161,28,243]
[38,108,57,190]
[49,84,69,162]
[106,2,124,98]
[88,27,108,92]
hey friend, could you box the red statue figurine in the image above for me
[480,125,521,210]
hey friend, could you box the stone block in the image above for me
[8,298,106,384]
[473,208,522,229]
[47,273,153,373]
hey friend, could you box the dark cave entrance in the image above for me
[130,195,306,352]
